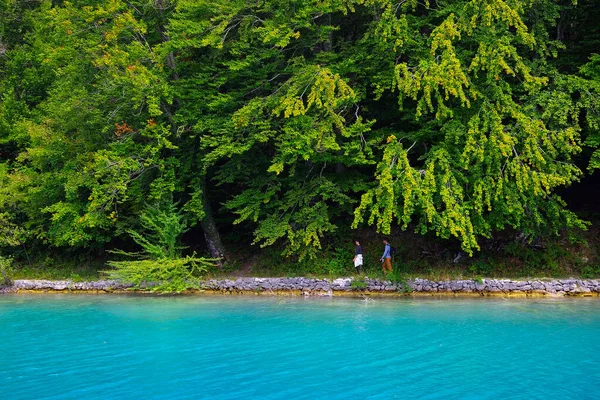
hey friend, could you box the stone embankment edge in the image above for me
[2,278,600,297]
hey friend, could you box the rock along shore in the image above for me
[2,277,600,297]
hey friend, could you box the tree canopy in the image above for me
[1,0,599,265]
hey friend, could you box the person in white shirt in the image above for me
[353,239,363,274]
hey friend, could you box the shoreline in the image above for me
[2,277,600,297]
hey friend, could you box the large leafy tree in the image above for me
[353,0,590,253]
[0,0,178,248]
[0,0,599,266]
[166,0,376,259]
[167,0,596,257]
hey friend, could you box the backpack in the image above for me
[390,246,397,256]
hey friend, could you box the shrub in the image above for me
[350,277,367,290]
[581,264,600,279]
[469,259,493,276]
[104,202,215,292]
[106,256,212,293]
[0,256,13,286]
[325,247,354,276]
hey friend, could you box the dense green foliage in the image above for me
[0,255,12,285]
[1,0,599,278]
[105,202,213,291]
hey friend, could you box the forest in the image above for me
[1,0,600,284]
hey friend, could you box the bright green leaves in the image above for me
[354,100,584,254]
[232,64,357,130]
[169,0,245,50]
[392,0,544,120]
[227,173,353,260]
[1,0,599,264]
[353,0,590,254]
[464,0,534,43]
[255,65,361,175]
[224,61,369,256]
[194,0,596,258]
[394,12,471,119]
[0,212,24,247]
[105,202,213,292]
[579,54,600,170]
[175,0,374,258]
[353,138,480,253]
[272,66,356,121]
[0,0,178,248]
[371,3,411,53]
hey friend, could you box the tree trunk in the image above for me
[200,181,226,269]
[556,9,568,42]
[153,0,226,267]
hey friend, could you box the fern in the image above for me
[105,202,215,292]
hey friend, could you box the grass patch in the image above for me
[350,277,367,290]
[12,264,102,281]
[219,225,600,280]
[8,250,106,281]
[5,223,600,282]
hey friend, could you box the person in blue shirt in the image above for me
[379,238,392,272]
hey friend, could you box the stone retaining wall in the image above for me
[2,277,600,296]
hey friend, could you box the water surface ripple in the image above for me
[1,295,599,399]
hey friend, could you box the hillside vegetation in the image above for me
[1,0,600,282]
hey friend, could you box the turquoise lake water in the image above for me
[1,295,599,399]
